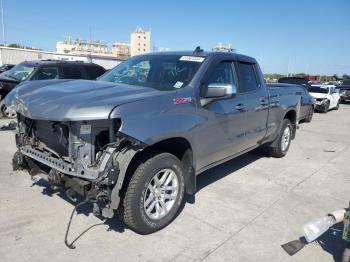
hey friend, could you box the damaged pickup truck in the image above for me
[9,50,303,234]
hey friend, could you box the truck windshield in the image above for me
[99,54,204,91]
[308,86,329,94]
[1,63,35,81]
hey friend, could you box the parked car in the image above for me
[11,51,304,234]
[308,85,340,113]
[0,60,106,118]
[0,64,15,73]
[270,83,314,122]
[276,77,315,122]
[337,79,350,103]
[278,77,310,87]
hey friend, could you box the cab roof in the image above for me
[142,51,257,63]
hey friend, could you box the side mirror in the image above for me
[205,83,237,98]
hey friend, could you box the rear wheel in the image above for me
[267,119,293,158]
[304,106,313,123]
[119,152,185,234]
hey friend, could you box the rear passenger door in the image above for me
[236,61,269,148]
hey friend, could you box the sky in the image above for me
[2,0,350,75]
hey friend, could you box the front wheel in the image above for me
[267,119,293,158]
[322,100,330,113]
[119,152,185,234]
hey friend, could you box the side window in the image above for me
[236,62,259,93]
[207,62,236,86]
[62,66,83,79]
[35,67,59,80]
[84,66,106,80]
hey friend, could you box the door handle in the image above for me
[260,99,269,105]
[235,104,246,110]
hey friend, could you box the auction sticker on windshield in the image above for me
[179,56,205,62]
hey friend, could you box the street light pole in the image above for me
[0,0,5,45]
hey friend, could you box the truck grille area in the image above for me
[33,120,69,156]
[16,114,120,180]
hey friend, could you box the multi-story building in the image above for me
[212,42,236,53]
[130,26,151,56]
[56,36,110,56]
[112,42,130,59]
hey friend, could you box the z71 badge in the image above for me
[174,97,192,105]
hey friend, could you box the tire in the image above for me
[322,100,330,113]
[304,107,314,123]
[0,102,16,119]
[267,119,293,158]
[119,152,185,234]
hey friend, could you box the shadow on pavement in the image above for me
[29,148,264,247]
[196,150,263,193]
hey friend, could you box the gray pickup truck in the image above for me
[10,50,303,234]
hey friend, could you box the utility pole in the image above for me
[0,0,5,45]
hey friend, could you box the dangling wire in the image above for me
[64,200,95,249]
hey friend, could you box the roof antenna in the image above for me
[193,46,203,54]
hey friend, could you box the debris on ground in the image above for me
[0,121,17,131]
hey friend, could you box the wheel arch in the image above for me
[121,137,196,200]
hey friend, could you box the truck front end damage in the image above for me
[13,114,145,217]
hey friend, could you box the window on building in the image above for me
[144,49,146,51]
[138,48,140,51]
[236,62,260,93]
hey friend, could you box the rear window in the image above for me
[84,66,106,80]
[308,86,328,94]
[62,66,83,79]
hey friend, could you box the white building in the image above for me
[130,26,151,56]
[112,42,130,59]
[0,46,121,69]
[212,42,236,53]
[56,36,110,55]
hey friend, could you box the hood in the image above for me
[10,79,162,121]
[0,74,21,83]
[309,92,328,99]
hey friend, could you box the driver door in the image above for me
[195,61,247,170]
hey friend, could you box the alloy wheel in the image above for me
[143,168,179,220]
